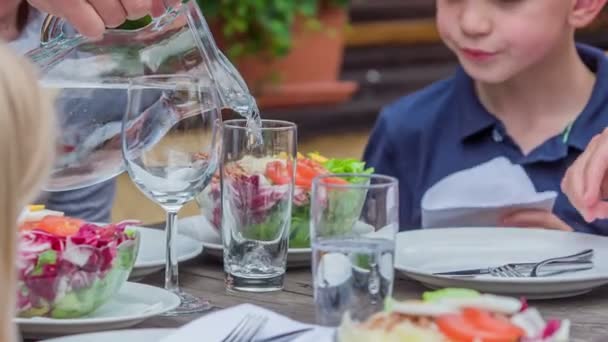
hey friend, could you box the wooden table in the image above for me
[137,254,608,341]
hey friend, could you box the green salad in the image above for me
[198,153,374,248]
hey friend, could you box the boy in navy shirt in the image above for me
[364,0,608,234]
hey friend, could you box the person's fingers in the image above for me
[88,0,128,28]
[588,201,608,221]
[502,210,573,231]
[562,135,597,221]
[583,129,608,207]
[600,173,608,200]
[150,0,181,17]
[28,0,162,36]
[60,1,106,38]
[121,0,152,20]
[151,0,167,17]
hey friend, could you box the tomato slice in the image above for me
[265,161,291,185]
[37,216,85,237]
[437,311,523,342]
[296,162,319,180]
[266,158,349,189]
[297,158,327,175]
[295,177,313,189]
[320,177,349,185]
[462,308,525,337]
[294,160,325,189]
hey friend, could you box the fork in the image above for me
[491,249,594,278]
[222,314,268,342]
[490,264,527,277]
[530,249,594,277]
[436,249,594,277]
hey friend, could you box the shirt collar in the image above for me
[454,68,498,141]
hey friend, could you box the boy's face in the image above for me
[437,0,578,84]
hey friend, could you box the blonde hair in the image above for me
[0,43,55,342]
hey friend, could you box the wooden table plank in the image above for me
[132,254,608,341]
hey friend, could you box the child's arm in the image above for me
[562,128,608,223]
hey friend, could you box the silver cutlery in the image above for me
[222,314,268,342]
[530,249,593,277]
[434,249,594,278]
[253,328,315,342]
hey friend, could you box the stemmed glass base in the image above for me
[162,291,212,316]
[160,210,212,316]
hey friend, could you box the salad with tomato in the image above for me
[17,213,139,318]
[197,153,373,248]
[338,288,569,342]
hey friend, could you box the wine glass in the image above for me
[122,74,220,315]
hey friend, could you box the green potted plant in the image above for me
[197,0,358,108]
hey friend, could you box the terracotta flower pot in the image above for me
[214,6,358,109]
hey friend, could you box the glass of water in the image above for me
[221,119,297,292]
[122,75,220,315]
[311,174,399,326]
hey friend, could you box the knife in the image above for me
[433,260,593,277]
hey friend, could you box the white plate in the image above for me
[395,227,608,299]
[42,329,174,342]
[131,226,203,280]
[17,282,180,339]
[179,215,312,267]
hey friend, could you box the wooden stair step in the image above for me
[342,63,458,96]
[343,43,455,69]
[349,0,435,22]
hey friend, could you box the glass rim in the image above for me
[222,119,297,132]
[128,74,199,84]
[312,173,398,190]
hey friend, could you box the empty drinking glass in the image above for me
[219,120,297,292]
[122,74,220,315]
[311,174,399,326]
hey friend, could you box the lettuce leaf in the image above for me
[289,204,311,248]
[32,250,58,276]
[323,158,374,181]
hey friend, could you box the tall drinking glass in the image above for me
[122,75,220,315]
[311,174,399,326]
[221,119,297,292]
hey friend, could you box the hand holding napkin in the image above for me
[421,157,557,228]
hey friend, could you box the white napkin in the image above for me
[421,157,557,228]
[160,304,333,342]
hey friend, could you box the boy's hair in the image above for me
[0,42,55,342]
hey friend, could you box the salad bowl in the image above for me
[17,216,140,319]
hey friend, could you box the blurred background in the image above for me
[112,0,608,224]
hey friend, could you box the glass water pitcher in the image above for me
[26,0,255,191]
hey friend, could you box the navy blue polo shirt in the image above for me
[364,44,608,235]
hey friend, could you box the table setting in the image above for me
[13,0,608,341]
